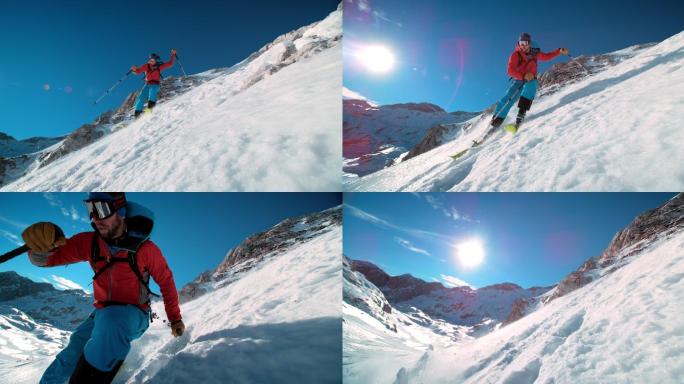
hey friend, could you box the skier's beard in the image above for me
[97,217,125,241]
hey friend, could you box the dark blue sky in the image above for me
[344,193,675,288]
[0,0,338,140]
[0,192,341,293]
[344,0,684,112]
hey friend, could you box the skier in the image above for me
[489,32,569,134]
[131,50,176,118]
[22,192,185,384]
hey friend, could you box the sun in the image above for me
[358,45,396,74]
[456,238,485,268]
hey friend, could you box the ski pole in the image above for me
[175,54,188,77]
[94,70,132,105]
[0,245,29,265]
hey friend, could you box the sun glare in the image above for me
[456,238,485,268]
[358,45,395,74]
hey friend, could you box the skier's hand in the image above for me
[524,72,535,81]
[171,49,177,56]
[560,47,569,56]
[22,222,66,253]
[131,65,137,72]
[171,320,185,337]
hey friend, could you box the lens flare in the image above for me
[358,45,395,74]
[455,238,484,268]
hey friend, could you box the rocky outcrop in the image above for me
[402,110,481,162]
[502,298,530,325]
[547,193,683,303]
[538,43,656,96]
[179,206,341,303]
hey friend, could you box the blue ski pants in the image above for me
[39,305,149,384]
[134,83,161,112]
[493,79,538,120]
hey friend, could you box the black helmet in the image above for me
[519,32,532,43]
[149,53,161,61]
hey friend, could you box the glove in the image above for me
[560,47,569,56]
[22,222,66,253]
[131,65,137,72]
[171,320,185,337]
[524,72,535,81]
[171,49,177,56]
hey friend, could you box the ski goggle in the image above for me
[518,40,530,46]
[85,201,116,220]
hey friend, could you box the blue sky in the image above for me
[343,0,684,112]
[0,192,341,293]
[0,0,338,140]
[344,192,676,289]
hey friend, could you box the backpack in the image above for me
[89,203,160,303]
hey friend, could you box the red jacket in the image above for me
[33,232,182,322]
[134,54,176,84]
[507,45,560,80]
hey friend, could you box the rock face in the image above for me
[548,193,684,303]
[179,206,342,303]
[402,110,483,161]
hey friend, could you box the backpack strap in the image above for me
[90,234,160,302]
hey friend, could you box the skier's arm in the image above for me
[26,231,91,267]
[159,53,176,71]
[507,52,525,80]
[142,242,182,322]
[538,48,561,61]
[132,64,148,74]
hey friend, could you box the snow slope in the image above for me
[343,257,470,384]
[345,31,684,191]
[396,231,684,384]
[2,6,341,192]
[0,273,92,384]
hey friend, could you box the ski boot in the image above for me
[69,354,123,384]
[505,97,532,134]
[143,100,156,114]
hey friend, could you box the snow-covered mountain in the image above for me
[345,31,684,191]
[0,272,92,380]
[1,4,342,192]
[343,93,478,177]
[348,259,552,336]
[1,206,342,383]
[344,194,684,383]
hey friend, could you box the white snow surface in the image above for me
[354,231,684,384]
[2,8,341,192]
[345,31,684,191]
